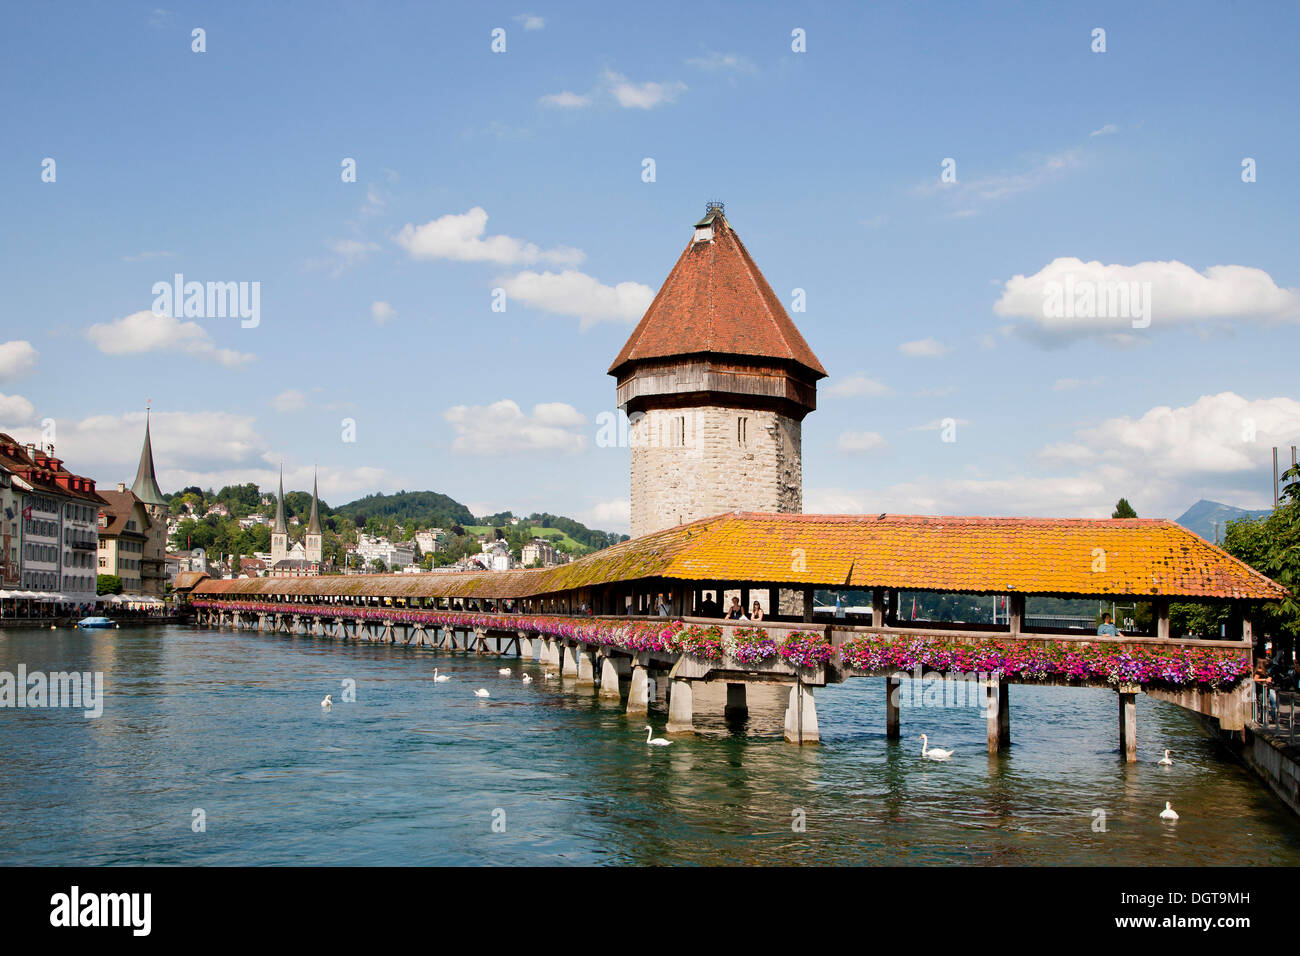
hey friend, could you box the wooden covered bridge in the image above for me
[185,511,1287,756]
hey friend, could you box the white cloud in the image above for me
[825,374,891,398]
[918,149,1081,215]
[806,475,1114,519]
[0,341,38,382]
[837,430,887,453]
[994,257,1300,342]
[306,238,380,276]
[498,269,654,329]
[515,14,544,29]
[1040,392,1300,479]
[396,207,584,266]
[582,498,631,531]
[1090,123,1119,137]
[0,393,36,423]
[898,337,951,358]
[444,399,587,455]
[370,301,397,324]
[539,90,593,109]
[273,389,307,413]
[85,311,254,368]
[601,70,686,109]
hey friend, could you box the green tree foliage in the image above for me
[333,491,475,529]
[1222,500,1300,642]
[1112,498,1138,519]
[96,574,123,595]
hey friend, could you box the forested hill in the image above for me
[332,491,476,528]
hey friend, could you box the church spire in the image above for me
[131,408,167,507]
[307,467,321,535]
[273,464,287,534]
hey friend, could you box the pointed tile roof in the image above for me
[609,204,827,379]
[273,465,287,534]
[131,411,167,507]
[307,468,322,535]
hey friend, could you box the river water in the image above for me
[1,624,1297,865]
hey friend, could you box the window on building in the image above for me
[738,416,748,446]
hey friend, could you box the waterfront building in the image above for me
[0,434,102,603]
[97,486,155,595]
[610,203,826,538]
[414,529,445,554]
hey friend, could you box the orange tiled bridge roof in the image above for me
[191,512,1287,603]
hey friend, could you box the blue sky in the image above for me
[2,1,1298,532]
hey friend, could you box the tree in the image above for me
[1223,501,1300,644]
[1112,498,1138,519]
[96,574,123,596]
[370,558,387,573]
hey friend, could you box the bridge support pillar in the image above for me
[598,654,621,700]
[517,633,533,660]
[984,679,1010,753]
[886,676,901,739]
[1118,687,1138,763]
[576,647,596,687]
[626,664,650,716]
[784,682,819,744]
[666,679,694,735]
[724,683,748,720]
[561,642,579,678]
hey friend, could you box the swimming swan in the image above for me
[433,669,450,683]
[521,674,533,684]
[474,688,490,698]
[498,668,511,675]
[920,734,953,760]
[644,725,671,746]
[321,695,332,709]
[1159,801,1179,821]
[1158,749,1173,766]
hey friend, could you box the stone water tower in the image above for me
[609,204,826,538]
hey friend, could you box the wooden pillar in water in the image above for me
[626,662,650,715]
[1118,688,1138,762]
[666,679,694,735]
[886,676,901,739]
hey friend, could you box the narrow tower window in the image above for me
[737,416,748,446]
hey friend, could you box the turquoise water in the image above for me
[1,624,1298,865]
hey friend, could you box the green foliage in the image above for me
[333,491,475,529]
[1112,497,1138,519]
[1224,501,1300,641]
[96,574,123,596]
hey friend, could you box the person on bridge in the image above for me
[697,592,721,618]
[655,594,671,617]
[725,597,747,621]
[750,601,764,621]
[1097,612,1123,637]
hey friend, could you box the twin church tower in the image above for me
[611,203,826,538]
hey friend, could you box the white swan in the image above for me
[432,669,450,683]
[543,671,557,681]
[920,734,953,761]
[474,688,490,698]
[321,694,332,710]
[521,674,533,684]
[1158,749,1173,766]
[498,668,511,676]
[1159,801,1179,821]
[644,725,671,747]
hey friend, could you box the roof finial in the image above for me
[705,200,724,215]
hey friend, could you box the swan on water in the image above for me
[433,668,450,682]
[1160,801,1179,821]
[474,688,490,698]
[498,668,511,675]
[543,671,557,681]
[321,694,333,710]
[644,725,671,746]
[1158,749,1173,766]
[521,674,533,684]
[919,734,953,761]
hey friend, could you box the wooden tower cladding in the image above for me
[609,204,826,538]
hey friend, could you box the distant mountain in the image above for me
[1175,499,1272,542]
